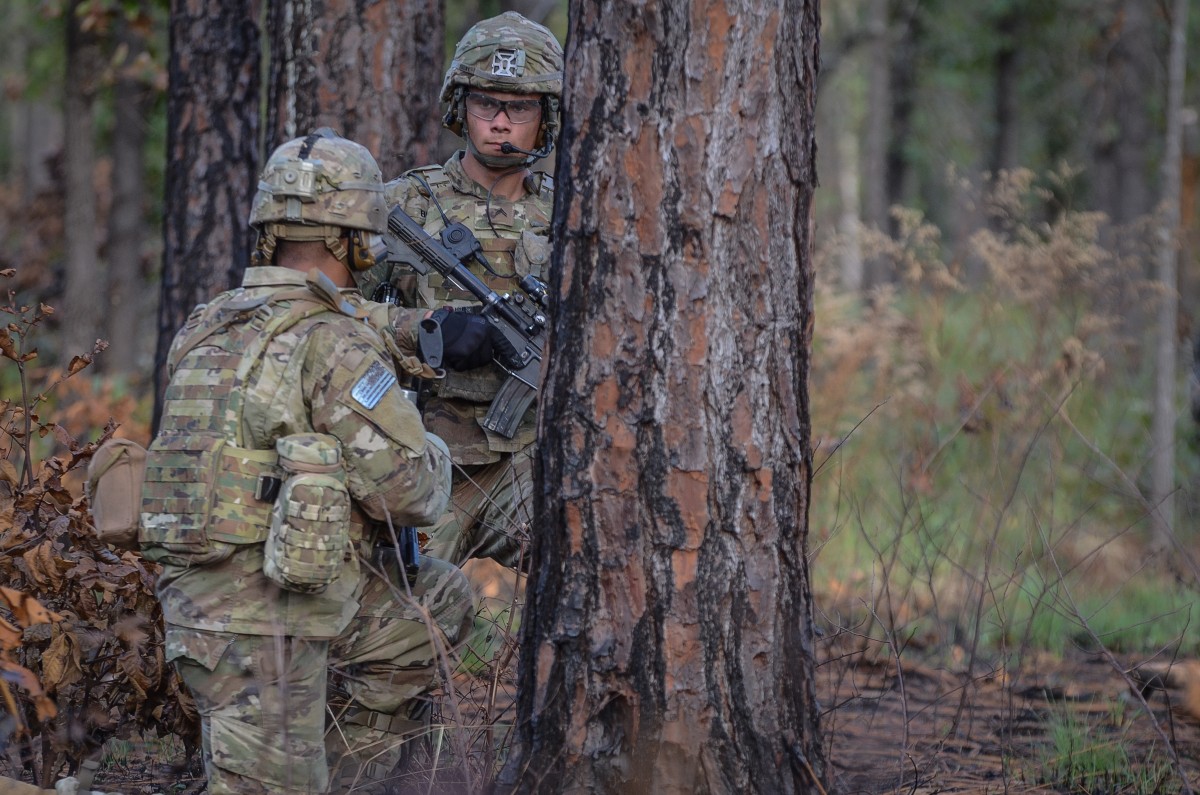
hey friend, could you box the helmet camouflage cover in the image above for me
[441,12,564,140]
[249,131,387,237]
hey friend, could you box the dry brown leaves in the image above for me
[0,586,59,724]
[0,446,197,782]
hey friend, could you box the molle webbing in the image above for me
[142,439,278,543]
[155,293,337,543]
[425,239,519,303]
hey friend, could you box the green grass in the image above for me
[1030,707,1179,794]
[810,190,1200,663]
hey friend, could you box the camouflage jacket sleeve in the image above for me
[302,318,451,527]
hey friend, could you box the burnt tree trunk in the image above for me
[500,0,825,792]
[264,0,444,176]
[154,0,260,428]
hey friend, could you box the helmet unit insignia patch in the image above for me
[490,48,524,77]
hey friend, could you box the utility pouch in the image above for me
[85,438,147,550]
[263,434,351,594]
[140,434,238,566]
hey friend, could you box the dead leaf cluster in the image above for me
[0,281,194,788]
[0,467,198,787]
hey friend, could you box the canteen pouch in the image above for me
[140,434,240,566]
[86,438,147,550]
[263,433,351,594]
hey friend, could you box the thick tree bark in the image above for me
[62,0,105,362]
[106,11,153,375]
[154,0,260,428]
[501,0,825,792]
[265,0,443,176]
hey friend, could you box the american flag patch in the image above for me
[350,361,396,409]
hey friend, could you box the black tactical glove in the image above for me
[433,308,522,371]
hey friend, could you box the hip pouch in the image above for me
[263,433,351,594]
[87,438,148,550]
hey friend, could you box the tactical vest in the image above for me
[401,163,552,407]
[140,286,341,567]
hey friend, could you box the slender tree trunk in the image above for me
[885,4,919,237]
[1151,0,1189,547]
[264,0,443,176]
[500,0,825,792]
[1091,0,1157,226]
[836,100,864,293]
[861,0,892,288]
[62,0,105,362]
[154,0,261,428]
[861,0,890,235]
[988,11,1019,179]
[5,2,64,198]
[106,11,152,375]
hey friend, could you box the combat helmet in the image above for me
[249,129,388,271]
[441,12,564,162]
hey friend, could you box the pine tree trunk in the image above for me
[500,0,826,792]
[862,0,890,234]
[988,11,1019,178]
[1151,0,1190,549]
[106,11,152,375]
[264,0,444,176]
[62,0,104,362]
[1091,0,1158,226]
[885,4,919,236]
[154,0,260,427]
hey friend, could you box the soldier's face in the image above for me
[465,89,543,160]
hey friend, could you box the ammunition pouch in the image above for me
[263,434,351,594]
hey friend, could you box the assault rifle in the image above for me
[382,205,549,439]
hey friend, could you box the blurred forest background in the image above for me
[4,0,1200,673]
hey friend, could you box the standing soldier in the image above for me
[358,11,564,571]
[141,131,490,794]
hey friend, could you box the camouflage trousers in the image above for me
[167,554,472,795]
[423,446,534,568]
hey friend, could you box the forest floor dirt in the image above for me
[818,631,1200,794]
[6,634,1200,794]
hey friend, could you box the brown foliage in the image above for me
[0,452,198,785]
[0,273,195,787]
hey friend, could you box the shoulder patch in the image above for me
[350,361,397,409]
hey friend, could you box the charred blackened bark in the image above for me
[501,0,825,793]
[154,0,260,428]
[265,0,443,176]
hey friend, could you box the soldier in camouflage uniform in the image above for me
[141,132,496,794]
[358,12,563,569]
